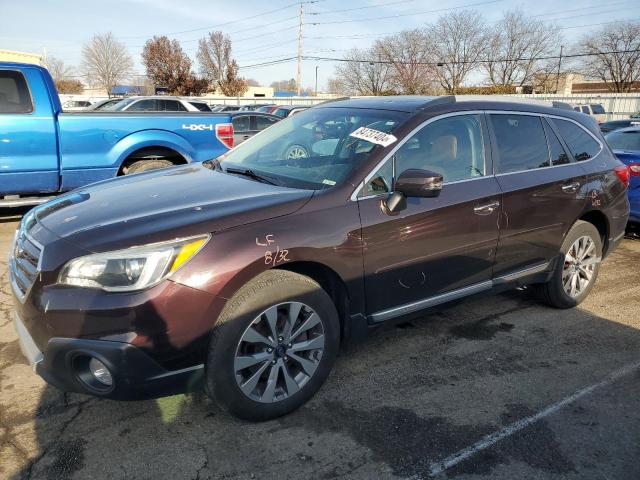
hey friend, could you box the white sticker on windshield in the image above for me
[349,127,397,147]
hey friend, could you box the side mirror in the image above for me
[396,169,443,198]
[381,169,443,215]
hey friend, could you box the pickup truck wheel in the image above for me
[124,159,174,175]
[537,220,602,309]
[206,270,339,421]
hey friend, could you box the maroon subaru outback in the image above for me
[10,96,630,420]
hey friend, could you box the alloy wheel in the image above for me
[562,235,598,298]
[234,302,325,403]
[285,146,308,159]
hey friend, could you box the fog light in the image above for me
[89,357,113,386]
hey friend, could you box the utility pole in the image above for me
[555,45,564,94]
[315,65,318,96]
[296,2,303,96]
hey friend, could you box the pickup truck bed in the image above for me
[0,62,233,206]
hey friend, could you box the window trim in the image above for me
[351,110,603,200]
[350,110,486,201]
[0,69,35,115]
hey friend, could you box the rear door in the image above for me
[359,113,501,320]
[0,68,59,194]
[489,112,588,277]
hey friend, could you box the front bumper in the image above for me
[13,310,204,400]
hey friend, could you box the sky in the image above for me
[1,0,639,91]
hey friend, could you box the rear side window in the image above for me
[543,121,571,165]
[591,104,605,114]
[189,102,211,112]
[0,70,33,113]
[490,114,550,173]
[254,115,278,130]
[605,130,640,151]
[161,100,187,111]
[552,118,601,161]
[232,115,250,132]
[581,106,590,114]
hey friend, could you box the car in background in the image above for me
[600,119,640,134]
[605,126,640,223]
[573,104,606,123]
[85,98,124,111]
[229,111,280,145]
[238,104,272,111]
[212,105,240,112]
[272,105,309,118]
[62,100,92,111]
[104,96,203,112]
[255,104,278,113]
[188,100,212,112]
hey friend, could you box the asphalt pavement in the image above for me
[1,213,639,480]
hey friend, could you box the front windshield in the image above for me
[104,97,137,111]
[218,107,408,189]
[606,130,640,151]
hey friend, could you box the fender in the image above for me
[109,129,195,167]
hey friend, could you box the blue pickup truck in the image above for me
[0,62,233,207]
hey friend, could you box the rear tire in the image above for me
[537,220,602,309]
[124,158,174,175]
[205,270,340,421]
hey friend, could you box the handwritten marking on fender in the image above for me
[256,234,290,266]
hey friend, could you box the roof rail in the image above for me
[453,95,573,110]
[417,95,455,110]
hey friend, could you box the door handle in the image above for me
[243,135,250,139]
[474,200,500,215]
[561,182,580,193]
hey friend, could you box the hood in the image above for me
[35,164,313,252]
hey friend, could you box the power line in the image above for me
[302,48,640,66]
[117,1,325,40]
[309,0,502,25]
[308,0,424,15]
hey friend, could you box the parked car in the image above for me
[62,99,92,111]
[255,104,278,113]
[188,100,213,112]
[238,104,271,111]
[105,96,204,112]
[212,105,241,112]
[229,112,280,145]
[605,126,640,223]
[11,96,629,421]
[85,98,124,111]
[573,104,606,123]
[272,105,309,118]
[0,63,234,206]
[599,119,640,134]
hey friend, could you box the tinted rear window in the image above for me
[552,118,601,161]
[591,104,605,114]
[490,114,550,173]
[0,70,33,113]
[605,130,640,151]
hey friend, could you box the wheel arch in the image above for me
[118,146,188,175]
[578,210,610,256]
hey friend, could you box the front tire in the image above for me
[538,220,602,309]
[124,158,174,175]
[206,270,340,421]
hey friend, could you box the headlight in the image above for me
[58,235,209,292]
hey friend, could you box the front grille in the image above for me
[10,231,42,299]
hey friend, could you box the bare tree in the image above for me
[246,78,261,87]
[142,36,194,94]
[333,46,393,95]
[579,21,640,92]
[197,31,247,96]
[425,10,488,93]
[81,32,133,97]
[484,10,562,87]
[44,56,74,83]
[56,79,84,94]
[270,79,297,92]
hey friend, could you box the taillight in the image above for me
[629,162,640,176]
[216,123,234,149]
[614,165,630,188]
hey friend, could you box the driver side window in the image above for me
[395,114,486,183]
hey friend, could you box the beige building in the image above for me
[0,49,43,65]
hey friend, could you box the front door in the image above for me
[487,113,589,277]
[0,68,59,195]
[358,113,501,321]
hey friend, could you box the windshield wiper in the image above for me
[224,167,278,185]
